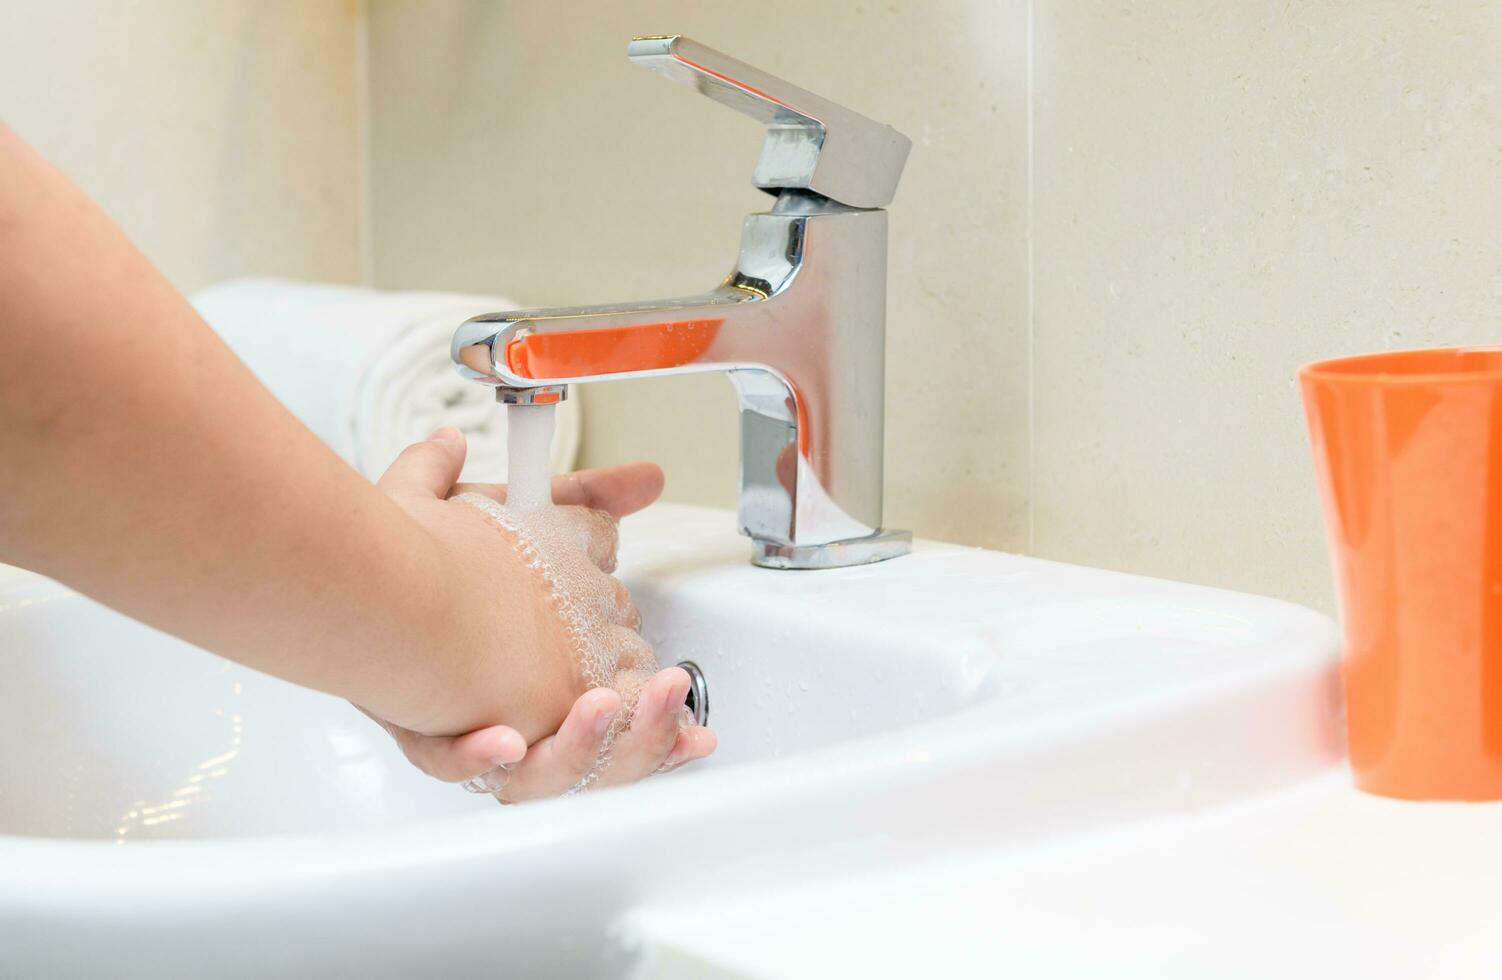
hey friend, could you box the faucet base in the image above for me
[750,529,912,570]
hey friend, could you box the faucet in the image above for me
[452,35,912,570]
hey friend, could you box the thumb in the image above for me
[377,427,467,499]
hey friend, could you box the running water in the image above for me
[454,398,666,797]
[503,403,555,511]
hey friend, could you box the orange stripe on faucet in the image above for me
[505,318,723,379]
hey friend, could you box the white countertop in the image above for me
[630,771,1502,979]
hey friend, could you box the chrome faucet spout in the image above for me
[451,36,912,569]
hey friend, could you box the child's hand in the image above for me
[359,428,715,799]
[365,664,717,802]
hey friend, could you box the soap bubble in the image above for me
[456,492,660,792]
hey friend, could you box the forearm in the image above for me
[0,124,459,725]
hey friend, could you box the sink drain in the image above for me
[676,660,709,727]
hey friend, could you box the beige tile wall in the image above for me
[1,0,363,295]
[0,0,363,588]
[368,2,1502,611]
[367,0,1032,549]
[1032,2,1502,609]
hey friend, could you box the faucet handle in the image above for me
[627,34,911,210]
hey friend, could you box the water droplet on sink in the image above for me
[798,680,809,692]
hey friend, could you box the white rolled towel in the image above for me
[190,278,581,482]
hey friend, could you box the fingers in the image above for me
[591,667,700,789]
[499,669,716,802]
[450,461,664,519]
[550,462,665,518]
[382,721,527,783]
[499,687,622,802]
[658,724,718,774]
[449,665,714,804]
[378,428,467,500]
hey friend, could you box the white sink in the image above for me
[0,503,1340,978]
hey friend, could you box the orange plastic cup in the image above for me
[1300,347,1502,800]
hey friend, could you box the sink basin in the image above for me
[0,538,993,842]
[0,503,1340,978]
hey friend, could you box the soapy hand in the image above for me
[368,664,716,802]
[362,428,715,801]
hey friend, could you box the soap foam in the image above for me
[455,401,660,794]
